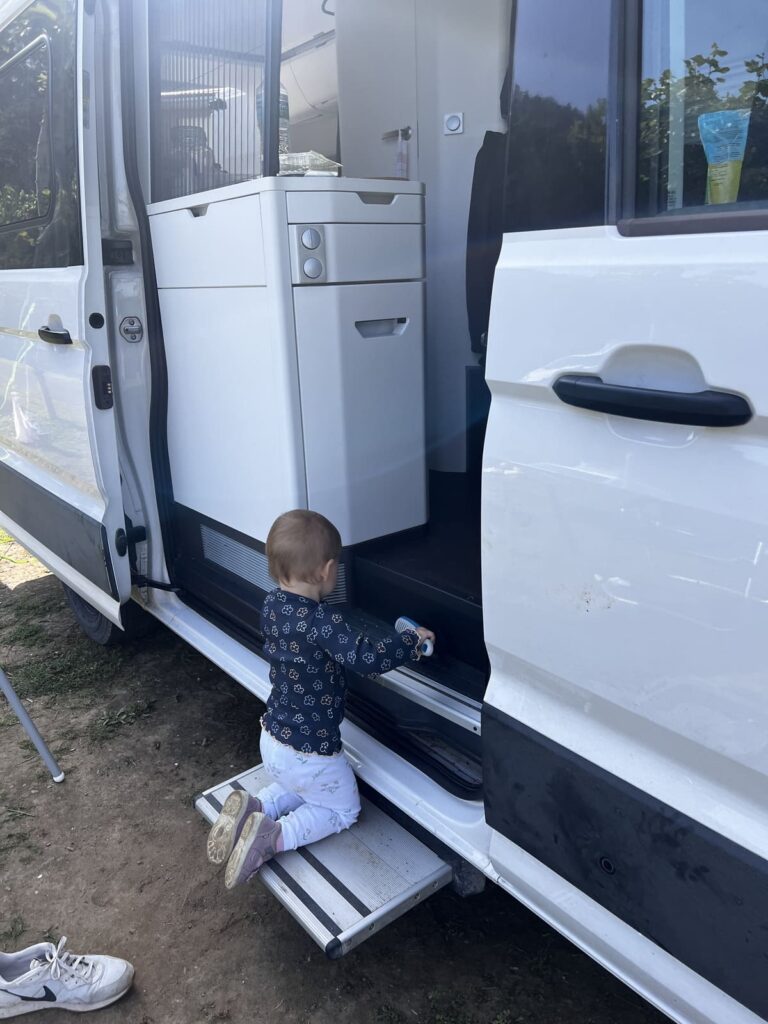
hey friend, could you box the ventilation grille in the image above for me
[200,525,348,605]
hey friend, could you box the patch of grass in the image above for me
[18,738,39,761]
[375,1009,407,1024]
[4,621,46,646]
[11,642,126,699]
[10,588,63,620]
[0,528,31,564]
[0,551,31,565]
[424,992,475,1024]
[0,915,26,944]
[0,830,38,859]
[88,699,156,743]
[42,927,60,945]
[1,805,33,824]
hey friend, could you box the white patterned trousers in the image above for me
[257,729,361,851]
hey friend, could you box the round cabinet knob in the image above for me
[301,228,322,250]
[303,258,324,280]
[445,114,462,133]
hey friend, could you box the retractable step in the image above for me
[196,764,453,958]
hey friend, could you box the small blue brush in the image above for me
[395,616,434,657]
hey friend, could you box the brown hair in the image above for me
[266,510,342,584]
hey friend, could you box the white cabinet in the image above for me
[148,177,427,547]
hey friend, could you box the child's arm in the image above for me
[311,611,423,679]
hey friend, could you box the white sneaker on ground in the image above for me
[0,936,133,1018]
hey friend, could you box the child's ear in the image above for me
[320,559,336,582]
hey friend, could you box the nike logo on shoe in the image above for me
[1,985,56,1002]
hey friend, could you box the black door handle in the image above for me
[553,374,752,428]
[38,325,72,345]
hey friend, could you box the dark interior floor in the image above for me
[354,471,482,604]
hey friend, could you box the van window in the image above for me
[636,0,768,218]
[0,40,52,230]
[0,0,81,270]
[503,0,613,233]
[149,0,269,203]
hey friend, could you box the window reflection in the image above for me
[637,0,768,216]
[0,0,81,270]
[278,0,340,176]
[503,0,612,233]
[150,0,268,203]
[0,41,52,230]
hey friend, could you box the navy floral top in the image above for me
[261,588,421,755]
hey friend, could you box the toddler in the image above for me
[207,509,435,888]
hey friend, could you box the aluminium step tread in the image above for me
[196,763,453,958]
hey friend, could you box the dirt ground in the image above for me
[0,531,670,1024]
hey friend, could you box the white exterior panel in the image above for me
[483,224,768,861]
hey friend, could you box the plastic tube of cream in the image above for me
[698,108,751,205]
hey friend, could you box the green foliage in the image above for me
[639,42,768,206]
[88,699,156,743]
[0,915,26,944]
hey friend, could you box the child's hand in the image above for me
[416,627,435,647]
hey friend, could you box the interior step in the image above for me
[196,763,453,958]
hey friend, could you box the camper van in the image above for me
[1,0,766,1019]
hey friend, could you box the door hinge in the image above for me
[92,365,114,410]
[131,573,179,593]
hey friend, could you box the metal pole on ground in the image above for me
[0,667,64,783]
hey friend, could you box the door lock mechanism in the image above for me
[119,316,144,343]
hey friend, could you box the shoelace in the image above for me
[31,937,96,982]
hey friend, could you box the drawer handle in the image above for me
[355,317,408,339]
[189,204,209,218]
[356,191,397,205]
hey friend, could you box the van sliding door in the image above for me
[0,0,131,622]
[482,0,768,1020]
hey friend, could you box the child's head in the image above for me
[266,510,342,596]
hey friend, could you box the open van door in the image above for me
[0,0,130,623]
[481,1,768,1021]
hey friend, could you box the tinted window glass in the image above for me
[150,0,268,202]
[0,0,82,270]
[636,0,768,217]
[0,40,52,229]
[503,0,612,232]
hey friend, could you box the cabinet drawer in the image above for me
[287,189,423,225]
[290,223,423,285]
[149,194,266,289]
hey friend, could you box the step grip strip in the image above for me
[196,764,452,957]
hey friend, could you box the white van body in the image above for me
[0,1,766,1021]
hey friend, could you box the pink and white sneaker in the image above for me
[207,791,263,866]
[0,936,133,1017]
[224,812,282,889]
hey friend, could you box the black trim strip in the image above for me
[618,0,640,222]
[297,848,372,917]
[268,859,342,939]
[482,703,768,1020]
[619,209,768,237]
[207,793,222,813]
[232,781,246,792]
[263,0,283,178]
[0,460,115,597]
